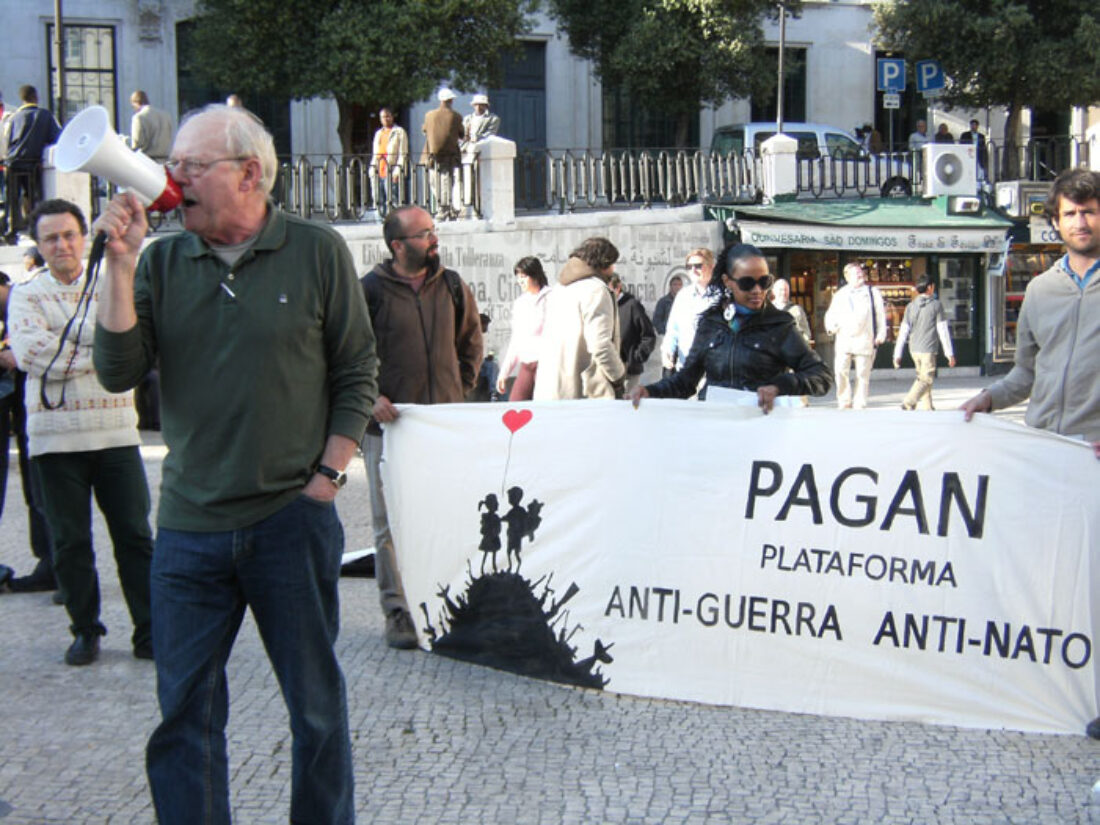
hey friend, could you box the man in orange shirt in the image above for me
[371,107,408,215]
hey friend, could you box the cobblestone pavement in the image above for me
[1,376,1098,824]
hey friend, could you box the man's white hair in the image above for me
[842,262,865,283]
[178,104,278,195]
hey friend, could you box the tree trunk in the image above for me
[336,97,355,157]
[674,110,691,149]
[1000,103,1023,180]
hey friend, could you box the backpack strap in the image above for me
[360,271,384,324]
[442,268,465,332]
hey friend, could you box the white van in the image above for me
[710,122,913,197]
[711,122,863,160]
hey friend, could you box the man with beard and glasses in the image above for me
[360,205,483,648]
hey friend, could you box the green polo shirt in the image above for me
[95,207,378,531]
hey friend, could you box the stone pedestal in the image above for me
[476,136,517,224]
[760,133,799,201]
[42,146,93,224]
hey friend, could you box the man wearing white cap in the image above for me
[422,88,464,219]
[463,94,501,145]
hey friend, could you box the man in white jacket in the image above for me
[533,237,626,400]
[825,262,886,409]
[6,198,152,667]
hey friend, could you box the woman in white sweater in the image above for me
[496,256,551,401]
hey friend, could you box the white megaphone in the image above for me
[54,105,182,212]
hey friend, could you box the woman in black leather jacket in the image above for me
[629,243,832,412]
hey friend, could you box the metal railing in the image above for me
[785,135,1094,200]
[986,136,1091,183]
[83,134,1093,228]
[797,151,922,199]
[90,154,482,229]
[273,154,481,221]
[514,148,758,212]
[517,136,1092,209]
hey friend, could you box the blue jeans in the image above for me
[146,495,354,825]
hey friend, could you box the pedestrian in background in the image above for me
[893,275,955,410]
[497,255,550,401]
[609,272,656,394]
[661,248,719,375]
[0,269,54,595]
[825,262,886,409]
[534,237,626,400]
[370,106,408,214]
[652,275,682,336]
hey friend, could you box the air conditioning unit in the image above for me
[995,180,1049,218]
[922,144,977,197]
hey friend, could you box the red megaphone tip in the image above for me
[148,172,183,213]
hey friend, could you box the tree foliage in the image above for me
[874,0,1100,173]
[189,0,536,153]
[547,0,798,147]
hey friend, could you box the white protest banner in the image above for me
[380,401,1099,735]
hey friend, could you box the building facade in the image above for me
[5,1,1096,163]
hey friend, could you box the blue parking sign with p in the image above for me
[915,60,945,93]
[877,58,906,92]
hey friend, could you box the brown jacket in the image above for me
[361,260,483,433]
[421,105,463,168]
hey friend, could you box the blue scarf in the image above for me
[725,302,758,333]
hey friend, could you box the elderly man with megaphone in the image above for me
[88,104,378,825]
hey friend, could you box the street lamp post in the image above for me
[54,0,66,122]
[776,1,786,134]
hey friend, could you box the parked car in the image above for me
[710,122,914,198]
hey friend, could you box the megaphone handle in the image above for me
[88,230,108,271]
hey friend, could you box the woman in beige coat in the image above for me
[533,237,626,400]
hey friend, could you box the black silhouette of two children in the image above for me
[478,486,543,573]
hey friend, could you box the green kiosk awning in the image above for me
[706,197,1013,254]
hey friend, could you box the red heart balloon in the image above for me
[502,409,533,434]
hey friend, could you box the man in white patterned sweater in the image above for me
[7,199,153,667]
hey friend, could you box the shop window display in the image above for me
[994,246,1060,360]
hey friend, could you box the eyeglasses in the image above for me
[396,227,437,241]
[686,262,705,270]
[39,230,83,247]
[165,156,250,177]
[733,275,775,292]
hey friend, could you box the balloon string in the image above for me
[501,433,514,500]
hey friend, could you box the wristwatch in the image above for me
[316,464,347,489]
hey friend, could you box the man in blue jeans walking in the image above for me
[93,104,378,824]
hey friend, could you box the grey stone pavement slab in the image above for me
[1,374,1098,824]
